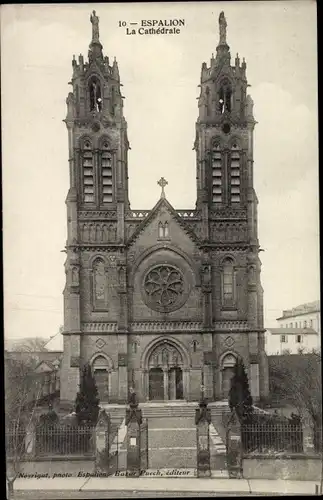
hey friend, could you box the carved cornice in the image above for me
[202,245,249,252]
[83,323,118,332]
[130,322,203,332]
[125,210,151,220]
[176,210,201,220]
[79,211,117,220]
[81,321,261,334]
[215,321,249,330]
[75,244,125,251]
[209,209,247,220]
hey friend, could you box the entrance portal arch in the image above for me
[220,352,237,399]
[90,353,113,403]
[142,337,190,401]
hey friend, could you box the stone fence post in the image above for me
[195,398,211,478]
[25,419,37,458]
[95,409,110,470]
[302,416,315,454]
[226,409,243,478]
[125,399,142,477]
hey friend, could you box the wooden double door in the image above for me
[149,367,183,401]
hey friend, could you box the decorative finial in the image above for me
[90,10,100,43]
[219,11,227,45]
[157,177,168,198]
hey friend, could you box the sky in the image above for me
[1,1,319,341]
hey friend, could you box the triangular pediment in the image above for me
[127,197,201,248]
[34,361,54,373]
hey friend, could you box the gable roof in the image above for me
[266,328,317,335]
[126,196,202,248]
[44,332,64,351]
[34,360,59,373]
[276,300,320,320]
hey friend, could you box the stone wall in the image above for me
[242,455,322,481]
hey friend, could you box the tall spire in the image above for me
[88,10,103,62]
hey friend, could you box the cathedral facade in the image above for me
[60,11,269,404]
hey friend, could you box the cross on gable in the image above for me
[157,177,168,198]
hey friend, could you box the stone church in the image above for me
[60,11,269,405]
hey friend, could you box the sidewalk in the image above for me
[12,476,322,497]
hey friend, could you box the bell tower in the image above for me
[195,11,257,247]
[61,11,130,403]
[65,10,130,215]
[194,12,268,401]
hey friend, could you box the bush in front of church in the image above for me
[75,363,100,426]
[229,357,253,423]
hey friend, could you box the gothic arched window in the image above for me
[89,77,102,112]
[222,257,235,306]
[82,140,95,203]
[211,143,222,204]
[101,140,113,203]
[230,142,241,203]
[93,258,106,308]
[157,221,169,239]
[218,80,232,113]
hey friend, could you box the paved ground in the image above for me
[147,417,197,469]
[11,477,322,497]
[11,490,293,498]
[146,415,228,474]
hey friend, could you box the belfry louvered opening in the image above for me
[212,145,222,204]
[83,141,94,203]
[101,142,113,203]
[230,144,241,203]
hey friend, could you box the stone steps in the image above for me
[102,402,231,421]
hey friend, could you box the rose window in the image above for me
[144,265,184,309]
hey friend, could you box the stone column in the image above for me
[140,369,149,402]
[203,365,213,400]
[109,370,119,403]
[169,369,176,400]
[249,361,260,402]
[163,369,169,400]
[183,368,190,400]
[118,354,128,403]
[203,333,214,401]
[189,368,202,401]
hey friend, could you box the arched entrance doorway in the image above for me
[221,353,236,399]
[148,342,184,401]
[92,355,110,402]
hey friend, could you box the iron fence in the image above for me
[313,426,323,453]
[6,428,27,458]
[242,423,303,454]
[35,425,95,456]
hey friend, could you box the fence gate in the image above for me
[140,418,149,470]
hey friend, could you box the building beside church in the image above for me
[60,11,269,405]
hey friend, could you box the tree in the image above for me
[75,364,100,426]
[8,337,49,352]
[229,357,253,422]
[269,351,322,434]
[5,357,42,499]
